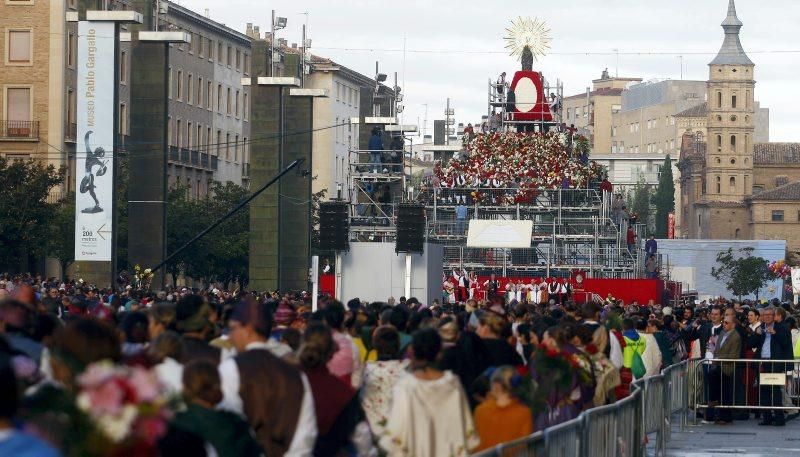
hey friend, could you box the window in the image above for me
[612,126,617,137]
[187,122,192,149]
[196,77,202,106]
[167,116,172,146]
[227,46,232,66]
[629,123,634,133]
[217,42,223,64]
[731,94,737,109]
[207,81,212,109]
[669,139,675,150]
[715,176,721,194]
[226,88,232,115]
[243,93,248,120]
[716,91,722,109]
[199,35,204,58]
[5,87,31,121]
[235,90,240,117]
[735,228,740,239]
[67,32,76,68]
[336,83,340,101]
[244,54,250,74]
[6,29,32,65]
[235,49,241,71]
[335,117,339,143]
[120,50,127,83]
[217,84,222,112]
[188,33,194,54]
[119,103,127,135]
[67,89,76,124]
[797,211,800,222]
[197,124,201,152]
[216,130,221,155]
[746,90,750,109]
[729,176,735,190]
[177,119,183,147]
[772,210,784,222]
[716,134,722,152]
[225,132,231,159]
[206,127,211,152]
[234,134,239,161]
[730,135,736,153]
[208,39,214,60]
[168,67,173,98]
[187,74,193,104]
[176,70,183,100]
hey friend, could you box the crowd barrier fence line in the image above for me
[472,359,691,457]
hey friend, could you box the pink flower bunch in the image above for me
[768,260,791,280]
[76,361,172,446]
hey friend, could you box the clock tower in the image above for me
[699,0,755,238]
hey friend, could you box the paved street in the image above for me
[662,416,800,456]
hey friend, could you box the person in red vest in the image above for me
[626,227,637,255]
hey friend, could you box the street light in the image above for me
[271,11,288,76]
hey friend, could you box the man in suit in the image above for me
[681,306,723,421]
[708,315,742,424]
[751,306,792,426]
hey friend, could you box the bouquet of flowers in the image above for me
[133,264,154,290]
[526,343,594,413]
[768,259,791,280]
[75,361,172,455]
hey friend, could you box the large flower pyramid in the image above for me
[433,131,604,204]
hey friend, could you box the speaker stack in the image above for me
[319,201,349,252]
[396,204,426,254]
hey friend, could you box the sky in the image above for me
[179,0,800,142]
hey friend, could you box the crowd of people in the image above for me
[0,272,798,456]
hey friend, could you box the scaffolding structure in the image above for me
[342,73,658,280]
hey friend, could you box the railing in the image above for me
[349,149,405,175]
[473,359,691,457]
[424,187,602,209]
[689,358,800,420]
[169,146,179,162]
[0,120,39,140]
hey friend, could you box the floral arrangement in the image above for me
[433,132,604,205]
[133,264,154,290]
[768,259,791,280]
[526,343,594,413]
[75,361,172,455]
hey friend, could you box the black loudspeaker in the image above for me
[396,204,425,254]
[319,201,349,251]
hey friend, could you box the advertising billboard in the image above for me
[75,21,115,261]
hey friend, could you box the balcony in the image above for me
[0,121,39,141]
[168,147,215,171]
[65,122,77,143]
[169,146,179,162]
[242,162,250,178]
[211,155,218,171]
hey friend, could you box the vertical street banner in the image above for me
[667,212,675,239]
[75,21,115,261]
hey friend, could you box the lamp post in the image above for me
[270,10,287,77]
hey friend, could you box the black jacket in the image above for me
[749,322,792,372]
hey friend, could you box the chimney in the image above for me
[253,26,260,39]
[291,43,297,49]
[204,8,210,18]
[246,23,253,38]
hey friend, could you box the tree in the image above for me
[47,193,76,280]
[0,157,64,272]
[166,181,250,288]
[653,155,675,238]
[625,178,653,233]
[711,248,772,300]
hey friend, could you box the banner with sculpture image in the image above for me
[75,21,115,261]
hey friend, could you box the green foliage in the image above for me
[654,155,675,238]
[0,156,65,271]
[166,181,250,288]
[47,192,76,280]
[711,248,772,299]
[625,178,653,232]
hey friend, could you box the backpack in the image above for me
[631,351,647,379]
[671,336,688,362]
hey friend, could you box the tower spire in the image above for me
[709,0,753,66]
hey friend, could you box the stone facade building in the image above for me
[678,0,800,255]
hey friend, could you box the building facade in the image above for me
[679,0,800,256]
[305,56,371,199]
[161,1,251,194]
[562,71,641,154]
